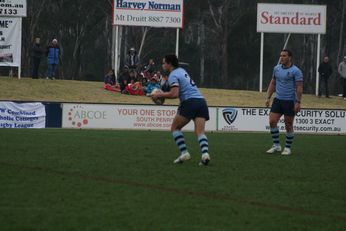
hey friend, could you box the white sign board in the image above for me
[113,0,184,28]
[0,102,46,128]
[62,104,217,131]
[0,17,21,67]
[0,0,27,17]
[257,3,326,34]
[218,107,346,134]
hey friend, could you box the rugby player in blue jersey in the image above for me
[152,54,210,165]
[265,49,303,155]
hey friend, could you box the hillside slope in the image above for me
[1,78,346,109]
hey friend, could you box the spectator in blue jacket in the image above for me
[144,75,160,96]
[46,39,60,80]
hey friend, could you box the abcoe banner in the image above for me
[257,3,326,34]
[0,17,21,67]
[0,102,46,128]
[218,107,346,134]
[62,104,217,131]
[113,0,183,28]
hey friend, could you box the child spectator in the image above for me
[118,67,130,92]
[144,75,160,96]
[129,69,138,84]
[160,72,170,92]
[103,69,120,92]
[143,58,156,79]
[123,82,145,96]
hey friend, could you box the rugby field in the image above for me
[0,129,345,230]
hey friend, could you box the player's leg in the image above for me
[171,114,191,164]
[267,112,282,153]
[281,100,296,155]
[193,98,210,165]
[282,115,295,155]
[267,98,283,153]
[194,117,210,165]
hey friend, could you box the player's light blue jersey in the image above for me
[168,67,204,102]
[272,64,303,101]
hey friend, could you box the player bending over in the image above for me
[265,49,303,155]
[152,54,211,165]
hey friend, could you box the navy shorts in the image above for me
[270,98,295,116]
[178,98,210,121]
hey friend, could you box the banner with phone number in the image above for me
[218,107,346,134]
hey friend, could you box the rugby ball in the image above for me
[151,88,165,105]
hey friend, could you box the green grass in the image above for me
[1,77,346,108]
[0,129,345,230]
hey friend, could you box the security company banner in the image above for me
[0,17,21,67]
[113,0,184,28]
[0,0,27,17]
[218,107,346,134]
[62,104,217,131]
[257,3,326,34]
[0,102,46,128]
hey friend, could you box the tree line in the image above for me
[20,0,346,94]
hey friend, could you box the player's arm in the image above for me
[154,86,179,99]
[295,81,303,113]
[265,78,276,107]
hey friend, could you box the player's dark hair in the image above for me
[281,49,293,57]
[164,54,179,67]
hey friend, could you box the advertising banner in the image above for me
[0,0,27,17]
[0,102,46,128]
[113,0,184,28]
[62,104,217,131]
[218,107,346,134]
[0,17,21,67]
[257,3,326,34]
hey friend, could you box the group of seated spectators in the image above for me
[103,55,169,97]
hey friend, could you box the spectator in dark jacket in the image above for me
[46,39,60,80]
[104,69,116,86]
[125,47,140,71]
[118,67,130,92]
[129,69,138,84]
[31,37,44,79]
[104,69,120,92]
[318,56,333,97]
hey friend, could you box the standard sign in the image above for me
[113,0,184,28]
[0,0,27,17]
[257,3,326,34]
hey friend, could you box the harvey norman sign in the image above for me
[113,0,183,28]
[257,3,326,34]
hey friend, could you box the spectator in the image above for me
[143,58,155,79]
[338,56,346,99]
[123,82,145,96]
[160,72,170,92]
[318,56,333,98]
[155,71,162,82]
[118,67,130,92]
[125,47,140,71]
[144,75,160,96]
[103,69,120,92]
[129,69,138,84]
[46,39,60,80]
[31,37,44,79]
